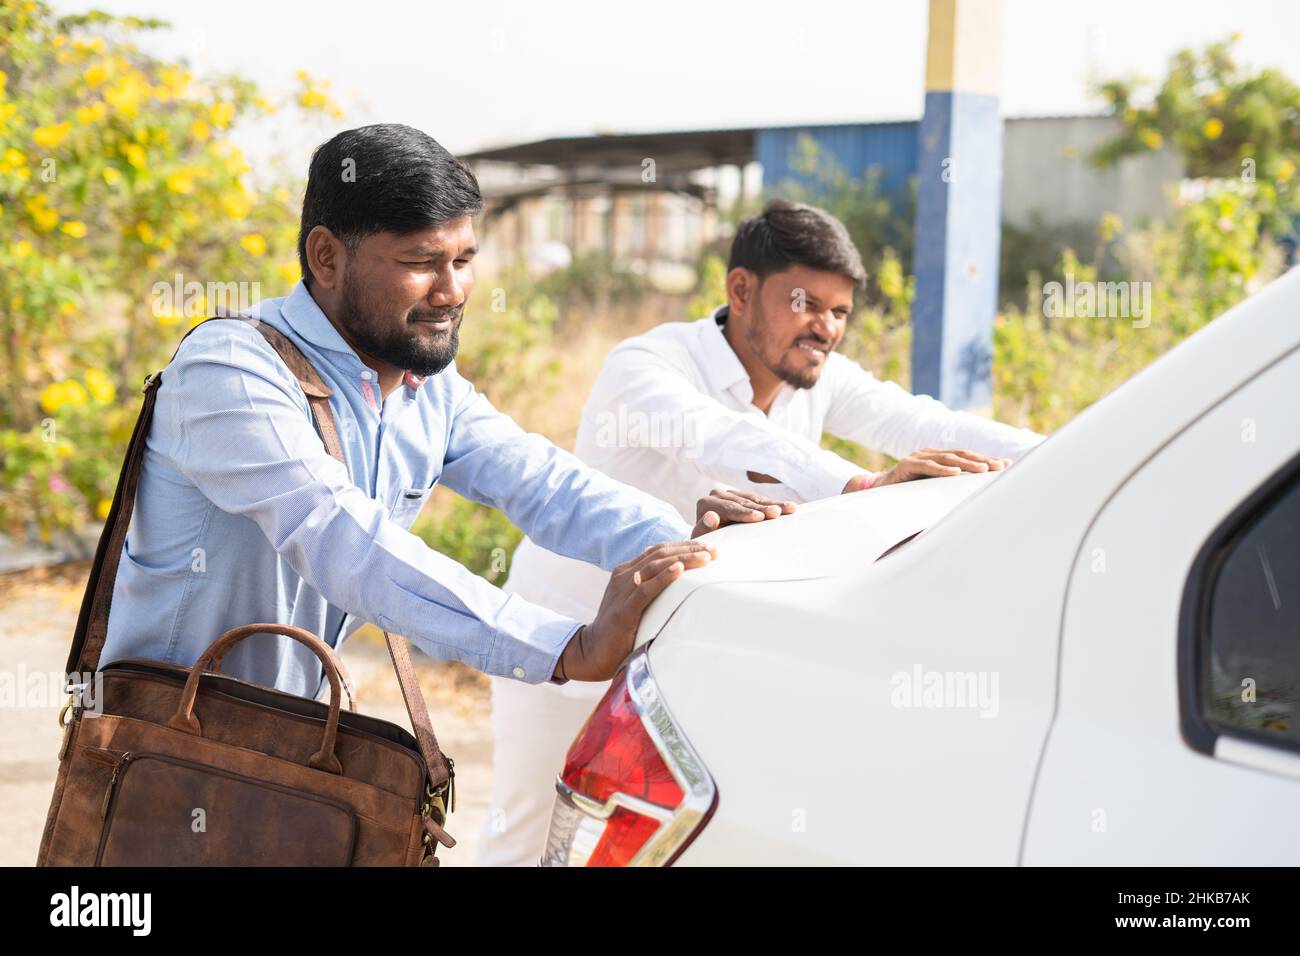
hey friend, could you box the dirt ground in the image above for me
[0,562,494,867]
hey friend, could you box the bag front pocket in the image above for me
[96,751,357,866]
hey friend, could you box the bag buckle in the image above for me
[57,681,88,728]
[420,757,456,823]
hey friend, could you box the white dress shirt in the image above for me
[503,304,1044,641]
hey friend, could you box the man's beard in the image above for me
[744,299,832,390]
[338,271,462,377]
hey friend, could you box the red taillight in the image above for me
[562,680,684,808]
[542,649,716,867]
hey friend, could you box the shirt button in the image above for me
[359,369,372,381]
[512,666,526,679]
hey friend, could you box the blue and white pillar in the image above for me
[911,0,1003,410]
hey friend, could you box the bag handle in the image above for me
[167,623,348,774]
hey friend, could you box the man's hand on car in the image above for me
[554,540,718,682]
[691,488,796,536]
[552,489,796,682]
[843,449,1011,493]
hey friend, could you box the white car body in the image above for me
[545,265,1300,866]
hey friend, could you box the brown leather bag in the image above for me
[36,316,457,866]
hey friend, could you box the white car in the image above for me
[542,266,1300,866]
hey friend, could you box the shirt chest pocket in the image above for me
[389,484,434,530]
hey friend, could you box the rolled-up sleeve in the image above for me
[161,327,624,683]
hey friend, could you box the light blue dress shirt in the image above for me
[100,281,690,698]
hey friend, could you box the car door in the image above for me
[1021,343,1300,863]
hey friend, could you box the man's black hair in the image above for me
[728,198,867,289]
[297,124,483,286]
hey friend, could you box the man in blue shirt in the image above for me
[100,124,789,699]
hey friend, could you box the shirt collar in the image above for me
[700,303,798,414]
[698,304,752,396]
[280,281,430,392]
[280,281,358,359]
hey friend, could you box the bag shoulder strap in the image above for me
[67,315,454,844]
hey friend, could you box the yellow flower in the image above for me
[83,63,108,87]
[1203,117,1224,140]
[105,73,148,118]
[85,368,116,403]
[25,194,58,232]
[1097,212,1123,243]
[12,239,32,258]
[221,192,251,220]
[277,261,301,284]
[158,67,190,95]
[60,220,87,238]
[0,146,25,171]
[56,441,73,459]
[240,233,267,257]
[59,300,77,316]
[210,101,236,128]
[32,122,72,148]
[39,379,89,413]
[165,171,195,194]
[190,119,211,141]
[123,143,147,168]
[298,88,329,110]
[75,102,106,125]
[135,221,154,243]
[1139,128,1163,150]
[96,498,112,520]
[1278,159,1296,183]
[102,166,121,185]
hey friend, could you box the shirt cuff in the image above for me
[484,593,584,684]
[809,452,867,500]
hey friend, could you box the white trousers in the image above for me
[475,673,609,866]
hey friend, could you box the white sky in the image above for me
[52,0,1300,159]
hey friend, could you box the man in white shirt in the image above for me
[476,198,1045,865]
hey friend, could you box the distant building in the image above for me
[463,116,1183,279]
